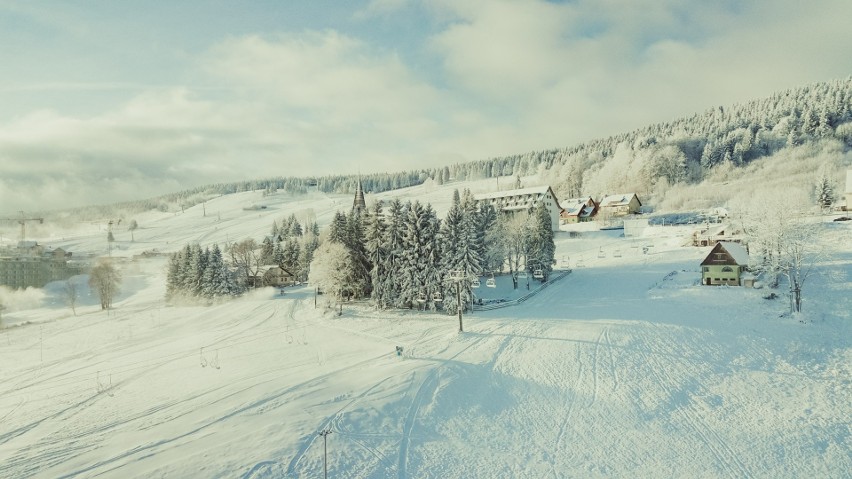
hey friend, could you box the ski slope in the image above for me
[1,182,850,478]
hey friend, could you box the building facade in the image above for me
[598,193,642,216]
[700,242,749,286]
[0,244,84,289]
[474,186,562,231]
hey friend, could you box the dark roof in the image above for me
[700,242,749,266]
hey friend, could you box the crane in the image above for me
[0,211,44,242]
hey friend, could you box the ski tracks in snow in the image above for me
[637,326,753,479]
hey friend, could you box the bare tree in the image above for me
[227,239,263,288]
[309,242,350,314]
[89,259,121,310]
[63,279,79,316]
[501,212,532,275]
[735,188,823,313]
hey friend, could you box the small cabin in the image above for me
[701,242,750,286]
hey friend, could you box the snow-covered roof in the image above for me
[474,186,554,202]
[599,193,639,207]
[719,242,749,265]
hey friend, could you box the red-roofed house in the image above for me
[560,197,597,224]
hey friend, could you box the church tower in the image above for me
[352,176,366,215]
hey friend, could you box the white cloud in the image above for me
[2,0,852,214]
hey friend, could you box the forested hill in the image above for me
[441,76,852,203]
[55,77,852,220]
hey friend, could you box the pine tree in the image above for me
[440,190,481,314]
[328,211,348,244]
[165,248,183,301]
[202,244,240,299]
[364,201,388,308]
[383,199,405,308]
[528,203,556,281]
[189,245,209,297]
[815,168,835,210]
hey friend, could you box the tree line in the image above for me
[309,189,555,314]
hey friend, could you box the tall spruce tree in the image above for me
[383,199,406,308]
[528,203,555,281]
[363,201,388,308]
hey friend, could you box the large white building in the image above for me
[474,186,562,231]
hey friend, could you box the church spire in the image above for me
[352,175,366,214]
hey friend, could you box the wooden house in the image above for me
[598,193,642,217]
[261,266,295,287]
[701,242,750,286]
[560,197,597,224]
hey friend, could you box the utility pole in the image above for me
[318,429,332,479]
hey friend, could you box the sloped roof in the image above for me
[701,242,749,266]
[719,242,749,265]
[599,193,641,207]
[474,185,562,209]
[474,185,553,201]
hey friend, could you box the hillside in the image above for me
[1,181,849,478]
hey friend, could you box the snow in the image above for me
[718,241,750,265]
[1,182,850,478]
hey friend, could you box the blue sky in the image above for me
[2,0,851,213]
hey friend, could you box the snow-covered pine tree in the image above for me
[327,211,348,244]
[440,190,481,314]
[363,201,388,308]
[528,203,556,281]
[383,199,405,308]
[814,167,835,210]
[298,233,319,282]
[270,220,280,241]
[260,236,275,265]
[165,248,183,301]
[281,239,301,280]
[398,201,427,308]
[421,203,443,311]
[345,210,371,299]
[202,244,240,299]
[189,245,209,297]
[178,244,195,296]
[290,219,303,237]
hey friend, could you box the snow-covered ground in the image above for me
[1,183,850,478]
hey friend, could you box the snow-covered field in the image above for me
[1,182,850,478]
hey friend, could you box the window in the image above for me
[702,267,709,272]
[721,266,733,273]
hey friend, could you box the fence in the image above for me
[473,269,572,311]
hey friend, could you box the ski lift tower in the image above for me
[448,269,471,333]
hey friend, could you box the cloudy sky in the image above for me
[1,0,851,214]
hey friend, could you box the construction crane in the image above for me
[0,211,44,242]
